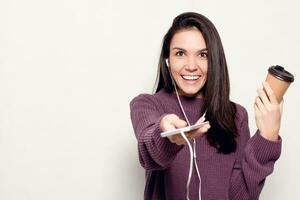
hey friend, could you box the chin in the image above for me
[180,88,202,97]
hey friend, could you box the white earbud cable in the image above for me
[193,139,202,198]
[166,59,202,200]
[180,130,194,200]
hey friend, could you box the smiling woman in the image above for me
[168,28,208,97]
[130,12,283,200]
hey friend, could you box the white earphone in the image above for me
[165,59,170,68]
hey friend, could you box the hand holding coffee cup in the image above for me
[254,65,294,141]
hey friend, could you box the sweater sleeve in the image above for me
[229,108,282,200]
[130,94,183,171]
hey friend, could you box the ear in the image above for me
[165,59,169,68]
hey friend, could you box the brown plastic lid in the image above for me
[268,65,294,82]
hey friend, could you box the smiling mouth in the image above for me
[181,75,201,80]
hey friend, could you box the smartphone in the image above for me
[160,121,209,138]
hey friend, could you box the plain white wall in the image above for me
[0,0,299,199]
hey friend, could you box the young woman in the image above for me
[130,12,282,200]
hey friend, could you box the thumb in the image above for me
[195,116,205,124]
[172,116,187,128]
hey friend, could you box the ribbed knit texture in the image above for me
[130,89,281,200]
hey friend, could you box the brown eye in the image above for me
[175,51,185,56]
[199,52,208,59]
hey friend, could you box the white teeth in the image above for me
[182,75,200,80]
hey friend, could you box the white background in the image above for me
[0,0,299,199]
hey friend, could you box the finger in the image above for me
[178,133,190,145]
[201,111,207,118]
[164,123,176,132]
[188,121,210,134]
[198,122,210,132]
[176,138,187,145]
[171,115,187,128]
[254,103,261,118]
[185,134,193,141]
[255,96,266,113]
[195,116,205,124]
[279,99,284,114]
[191,128,209,139]
[174,139,186,145]
[262,81,278,104]
[168,135,186,145]
[162,114,177,131]
[188,123,210,138]
[195,111,207,124]
[257,88,271,107]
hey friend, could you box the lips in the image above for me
[181,75,201,80]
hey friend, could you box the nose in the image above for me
[185,57,198,72]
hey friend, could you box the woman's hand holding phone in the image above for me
[160,114,211,145]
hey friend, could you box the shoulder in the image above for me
[232,101,249,124]
[130,89,172,110]
[130,93,153,106]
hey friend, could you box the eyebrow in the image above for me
[171,47,207,53]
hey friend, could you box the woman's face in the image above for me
[168,28,208,97]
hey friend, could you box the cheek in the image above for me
[170,67,181,77]
[201,65,208,83]
[169,70,178,83]
[201,63,208,75]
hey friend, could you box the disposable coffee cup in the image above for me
[266,65,294,102]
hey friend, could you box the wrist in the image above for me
[259,131,279,141]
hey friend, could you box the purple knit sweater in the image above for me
[130,89,281,200]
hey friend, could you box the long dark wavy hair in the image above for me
[154,12,238,154]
